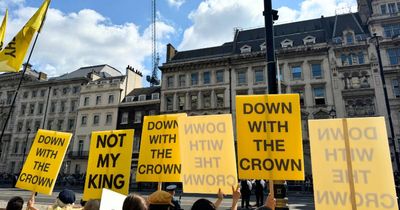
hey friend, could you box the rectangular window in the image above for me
[313,87,326,105]
[237,70,247,85]
[178,95,185,110]
[81,116,87,126]
[20,104,26,116]
[72,86,80,94]
[53,88,58,96]
[40,89,46,97]
[179,75,186,87]
[346,34,353,44]
[166,95,173,111]
[47,120,53,130]
[292,87,305,106]
[152,93,159,100]
[78,140,84,156]
[134,112,142,123]
[311,64,322,78]
[38,103,44,114]
[84,97,90,106]
[149,110,157,115]
[253,88,266,95]
[34,121,41,132]
[50,102,56,113]
[388,3,396,14]
[60,101,66,112]
[387,48,400,65]
[17,121,23,132]
[106,114,112,125]
[203,93,211,109]
[203,71,211,84]
[139,94,146,101]
[383,24,400,38]
[134,136,141,152]
[216,70,224,83]
[29,104,35,115]
[70,100,77,112]
[23,91,28,99]
[62,87,69,95]
[191,73,198,85]
[167,76,174,88]
[108,95,114,104]
[191,95,198,110]
[14,142,19,154]
[25,121,31,132]
[216,93,224,108]
[358,52,365,64]
[121,112,128,124]
[254,68,264,83]
[236,89,248,95]
[96,96,101,105]
[393,79,400,98]
[381,4,387,14]
[68,119,75,130]
[32,90,37,98]
[93,115,100,125]
[292,66,302,80]
[57,120,64,131]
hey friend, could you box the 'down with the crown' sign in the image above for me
[179,114,238,194]
[136,114,186,182]
[309,118,398,210]
[16,129,72,195]
[236,94,304,180]
[83,130,134,200]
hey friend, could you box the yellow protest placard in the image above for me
[309,117,398,210]
[16,129,72,195]
[83,129,134,200]
[236,94,304,180]
[179,114,238,194]
[136,113,186,182]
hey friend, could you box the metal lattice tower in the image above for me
[147,0,160,86]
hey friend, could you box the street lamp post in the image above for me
[21,128,31,168]
[371,33,400,172]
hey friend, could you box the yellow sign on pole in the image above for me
[136,114,186,182]
[309,117,398,210]
[16,129,72,195]
[83,129,134,200]
[236,94,304,180]
[179,114,238,194]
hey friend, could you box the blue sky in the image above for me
[0,0,356,80]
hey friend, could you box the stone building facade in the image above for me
[160,10,399,172]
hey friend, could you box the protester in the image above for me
[255,180,266,207]
[122,194,148,210]
[255,193,276,210]
[165,184,181,210]
[47,189,77,210]
[82,200,100,210]
[5,196,24,210]
[148,190,174,210]
[240,179,252,209]
[191,186,241,210]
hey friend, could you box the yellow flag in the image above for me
[0,9,7,51]
[0,0,50,73]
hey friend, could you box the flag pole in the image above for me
[0,1,50,149]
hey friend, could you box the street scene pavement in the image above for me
[0,188,314,210]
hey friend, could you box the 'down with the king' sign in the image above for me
[83,130,134,200]
[236,94,304,180]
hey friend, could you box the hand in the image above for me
[232,185,241,201]
[265,193,276,209]
[217,188,224,200]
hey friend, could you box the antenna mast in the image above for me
[147,0,160,86]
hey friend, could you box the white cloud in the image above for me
[167,0,185,8]
[2,5,175,77]
[178,0,357,50]
[0,0,25,12]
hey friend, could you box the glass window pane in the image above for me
[292,66,302,79]
[203,72,210,84]
[311,64,322,78]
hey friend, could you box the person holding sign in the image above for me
[122,194,148,210]
[148,190,175,210]
[191,186,241,210]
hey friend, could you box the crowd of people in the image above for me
[2,184,276,210]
